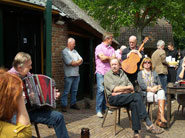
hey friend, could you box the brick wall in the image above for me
[51,22,68,92]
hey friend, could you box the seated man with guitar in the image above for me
[8,52,69,138]
[121,35,148,87]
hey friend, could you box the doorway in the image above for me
[1,4,42,73]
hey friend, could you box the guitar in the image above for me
[121,37,149,74]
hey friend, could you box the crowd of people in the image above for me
[95,33,185,138]
[1,32,184,138]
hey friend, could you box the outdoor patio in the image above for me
[32,99,185,138]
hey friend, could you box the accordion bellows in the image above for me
[23,74,56,108]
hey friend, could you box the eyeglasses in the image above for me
[143,61,151,64]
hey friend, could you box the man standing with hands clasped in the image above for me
[61,38,83,112]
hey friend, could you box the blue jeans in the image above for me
[159,74,167,94]
[96,73,106,113]
[61,76,80,106]
[29,109,69,138]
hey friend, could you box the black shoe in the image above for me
[61,105,67,112]
[70,104,80,110]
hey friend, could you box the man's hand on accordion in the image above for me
[54,88,61,100]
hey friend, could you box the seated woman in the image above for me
[176,57,185,80]
[176,57,185,110]
[0,69,32,138]
[137,57,167,128]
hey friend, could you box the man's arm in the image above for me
[98,53,116,63]
[179,63,185,79]
[161,53,168,66]
[71,59,83,66]
[62,50,82,67]
[113,85,133,94]
[104,71,134,96]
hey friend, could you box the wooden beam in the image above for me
[0,0,59,14]
[67,31,91,38]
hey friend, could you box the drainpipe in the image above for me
[89,37,94,99]
[45,0,52,77]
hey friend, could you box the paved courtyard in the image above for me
[32,99,185,138]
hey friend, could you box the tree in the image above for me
[73,0,185,45]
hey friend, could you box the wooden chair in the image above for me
[177,94,185,115]
[101,87,132,135]
[32,122,41,138]
[145,94,156,122]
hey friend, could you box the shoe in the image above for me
[133,133,142,138]
[108,110,113,114]
[146,124,164,134]
[70,104,80,110]
[61,105,67,112]
[156,120,167,128]
[97,112,103,118]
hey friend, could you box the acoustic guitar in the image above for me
[121,37,149,74]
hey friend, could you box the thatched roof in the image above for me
[53,0,105,33]
[53,0,119,45]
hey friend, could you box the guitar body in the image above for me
[121,53,140,74]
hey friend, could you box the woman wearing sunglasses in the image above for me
[137,57,167,128]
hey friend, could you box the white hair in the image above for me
[157,40,165,48]
[129,35,137,41]
[68,38,75,44]
[120,45,127,51]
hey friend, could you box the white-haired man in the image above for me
[151,40,168,93]
[61,38,83,112]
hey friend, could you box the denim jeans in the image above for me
[96,73,106,113]
[109,93,149,131]
[158,74,167,94]
[61,76,80,106]
[29,109,69,138]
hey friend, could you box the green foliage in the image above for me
[73,0,185,47]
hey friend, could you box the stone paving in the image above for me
[32,99,185,138]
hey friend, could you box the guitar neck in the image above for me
[138,37,149,52]
[138,43,144,52]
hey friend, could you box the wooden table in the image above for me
[167,86,185,127]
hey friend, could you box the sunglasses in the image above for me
[143,61,151,64]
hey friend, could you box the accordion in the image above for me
[22,74,56,108]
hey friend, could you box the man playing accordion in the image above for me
[8,52,69,138]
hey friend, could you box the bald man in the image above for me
[121,35,145,87]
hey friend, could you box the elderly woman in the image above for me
[0,69,32,138]
[137,57,167,128]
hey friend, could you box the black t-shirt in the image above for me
[167,49,178,60]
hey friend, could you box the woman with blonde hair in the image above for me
[137,57,167,128]
[0,69,32,138]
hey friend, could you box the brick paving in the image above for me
[32,99,185,138]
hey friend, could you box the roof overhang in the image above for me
[0,0,60,14]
